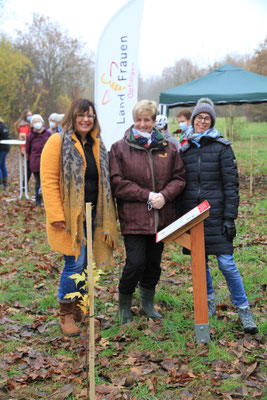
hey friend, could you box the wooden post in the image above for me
[249,135,253,197]
[159,202,210,343]
[229,105,234,143]
[86,203,95,400]
[231,120,234,143]
[190,222,209,343]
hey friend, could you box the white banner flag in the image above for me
[94,0,144,150]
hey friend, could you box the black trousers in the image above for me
[119,234,164,295]
[23,159,32,187]
[33,171,41,205]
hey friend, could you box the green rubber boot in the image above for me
[139,286,162,319]
[118,292,133,324]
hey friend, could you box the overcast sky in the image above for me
[2,0,267,77]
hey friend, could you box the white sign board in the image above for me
[156,201,210,242]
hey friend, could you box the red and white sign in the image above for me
[156,201,210,242]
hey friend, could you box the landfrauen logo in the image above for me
[99,36,136,125]
[101,61,126,105]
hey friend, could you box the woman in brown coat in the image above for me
[109,100,186,323]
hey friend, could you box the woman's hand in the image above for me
[150,193,165,209]
[51,221,65,229]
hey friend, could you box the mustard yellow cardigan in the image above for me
[41,128,112,256]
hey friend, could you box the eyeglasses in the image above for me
[196,115,211,123]
[77,113,95,120]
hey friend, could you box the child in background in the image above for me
[173,109,192,147]
[155,115,180,152]
[14,109,33,185]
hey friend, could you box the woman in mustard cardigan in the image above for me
[40,98,119,336]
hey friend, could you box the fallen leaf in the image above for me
[49,384,74,400]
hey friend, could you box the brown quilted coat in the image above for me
[109,127,186,235]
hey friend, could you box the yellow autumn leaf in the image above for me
[79,294,89,314]
[64,291,82,300]
[79,283,87,291]
[69,273,85,286]
[93,269,103,284]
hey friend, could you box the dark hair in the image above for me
[14,109,32,135]
[177,109,192,120]
[61,98,100,132]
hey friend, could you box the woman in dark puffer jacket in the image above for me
[179,98,257,334]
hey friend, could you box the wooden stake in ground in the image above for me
[231,120,234,143]
[86,202,95,400]
[250,135,254,196]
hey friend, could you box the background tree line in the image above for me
[0,10,266,134]
[0,14,94,133]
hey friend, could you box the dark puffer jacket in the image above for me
[0,122,10,152]
[109,127,186,235]
[179,135,239,255]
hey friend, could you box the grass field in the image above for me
[0,120,266,399]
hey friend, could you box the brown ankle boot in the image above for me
[59,302,81,336]
[72,298,85,323]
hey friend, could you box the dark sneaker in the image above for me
[236,306,258,334]
[208,299,216,317]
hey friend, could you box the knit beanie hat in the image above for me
[191,98,216,128]
[31,114,44,125]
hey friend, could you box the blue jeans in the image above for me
[206,254,249,307]
[58,209,96,302]
[0,151,8,179]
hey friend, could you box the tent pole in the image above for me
[159,103,168,116]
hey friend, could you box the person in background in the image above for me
[173,109,192,147]
[26,114,50,207]
[0,118,10,188]
[14,109,32,184]
[109,100,186,324]
[155,115,181,152]
[41,98,119,336]
[48,113,64,134]
[178,98,258,334]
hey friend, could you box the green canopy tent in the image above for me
[159,64,267,114]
